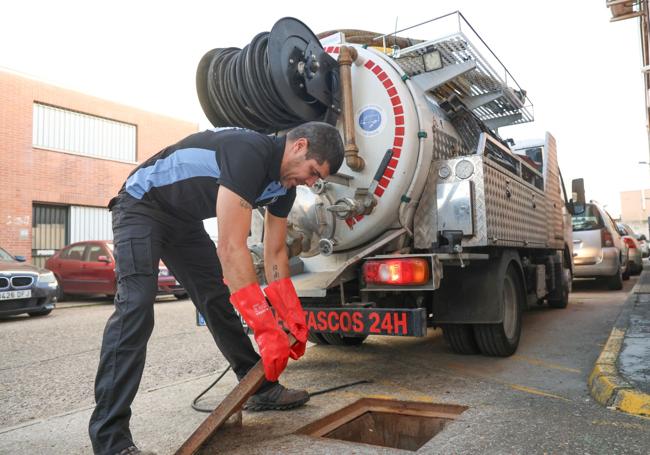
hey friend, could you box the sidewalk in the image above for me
[588,267,650,416]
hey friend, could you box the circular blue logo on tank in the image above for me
[358,108,382,133]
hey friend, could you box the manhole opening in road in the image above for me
[296,398,468,452]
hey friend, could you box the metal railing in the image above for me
[372,11,534,115]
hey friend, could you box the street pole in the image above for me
[640,161,650,236]
[643,0,650,163]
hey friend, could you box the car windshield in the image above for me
[106,243,114,252]
[0,246,16,261]
[572,204,604,232]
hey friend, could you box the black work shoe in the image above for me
[115,446,157,455]
[245,383,310,411]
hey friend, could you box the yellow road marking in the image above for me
[509,384,571,402]
[512,355,581,374]
[444,362,572,402]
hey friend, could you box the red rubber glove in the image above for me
[229,282,290,381]
[264,278,308,360]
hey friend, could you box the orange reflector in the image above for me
[363,258,430,285]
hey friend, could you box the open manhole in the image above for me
[297,398,468,452]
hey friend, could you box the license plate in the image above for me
[304,307,427,337]
[196,308,247,329]
[0,289,32,300]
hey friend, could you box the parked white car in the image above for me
[572,202,629,289]
[636,233,650,258]
[617,223,643,275]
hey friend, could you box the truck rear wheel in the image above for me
[320,333,368,346]
[442,324,479,354]
[307,332,329,344]
[548,264,571,309]
[473,263,523,357]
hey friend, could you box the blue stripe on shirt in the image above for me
[256,181,287,202]
[125,148,220,199]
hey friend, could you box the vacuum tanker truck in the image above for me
[196,12,581,357]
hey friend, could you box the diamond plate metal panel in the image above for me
[415,131,564,250]
[461,156,488,247]
[431,127,471,160]
[482,161,548,247]
[414,127,470,248]
[414,160,439,249]
[437,181,473,235]
[543,134,565,249]
[426,155,549,249]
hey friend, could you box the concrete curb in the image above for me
[588,276,650,417]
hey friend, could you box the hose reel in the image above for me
[196,17,341,133]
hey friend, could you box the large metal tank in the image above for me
[289,43,447,257]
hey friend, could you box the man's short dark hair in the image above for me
[287,122,344,174]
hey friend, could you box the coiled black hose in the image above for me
[198,32,310,133]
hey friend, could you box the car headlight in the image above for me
[39,271,57,284]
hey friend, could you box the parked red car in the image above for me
[45,240,187,300]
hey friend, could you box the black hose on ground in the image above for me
[190,326,371,413]
[191,365,234,413]
[191,372,372,413]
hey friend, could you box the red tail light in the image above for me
[363,258,430,285]
[601,228,613,247]
[623,237,637,249]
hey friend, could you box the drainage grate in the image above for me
[297,398,467,452]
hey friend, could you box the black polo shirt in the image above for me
[119,128,296,222]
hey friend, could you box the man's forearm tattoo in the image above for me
[272,264,279,280]
[239,199,252,209]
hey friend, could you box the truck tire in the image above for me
[442,324,479,354]
[473,263,523,357]
[320,333,368,346]
[307,332,330,344]
[548,266,571,309]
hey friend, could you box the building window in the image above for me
[32,204,69,269]
[32,102,136,162]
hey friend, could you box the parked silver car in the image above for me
[572,203,629,289]
[617,223,643,275]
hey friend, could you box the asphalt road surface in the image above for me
[1,277,648,454]
[0,295,227,429]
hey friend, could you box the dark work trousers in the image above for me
[88,194,271,455]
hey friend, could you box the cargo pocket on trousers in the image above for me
[114,226,154,278]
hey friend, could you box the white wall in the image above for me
[69,206,113,243]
